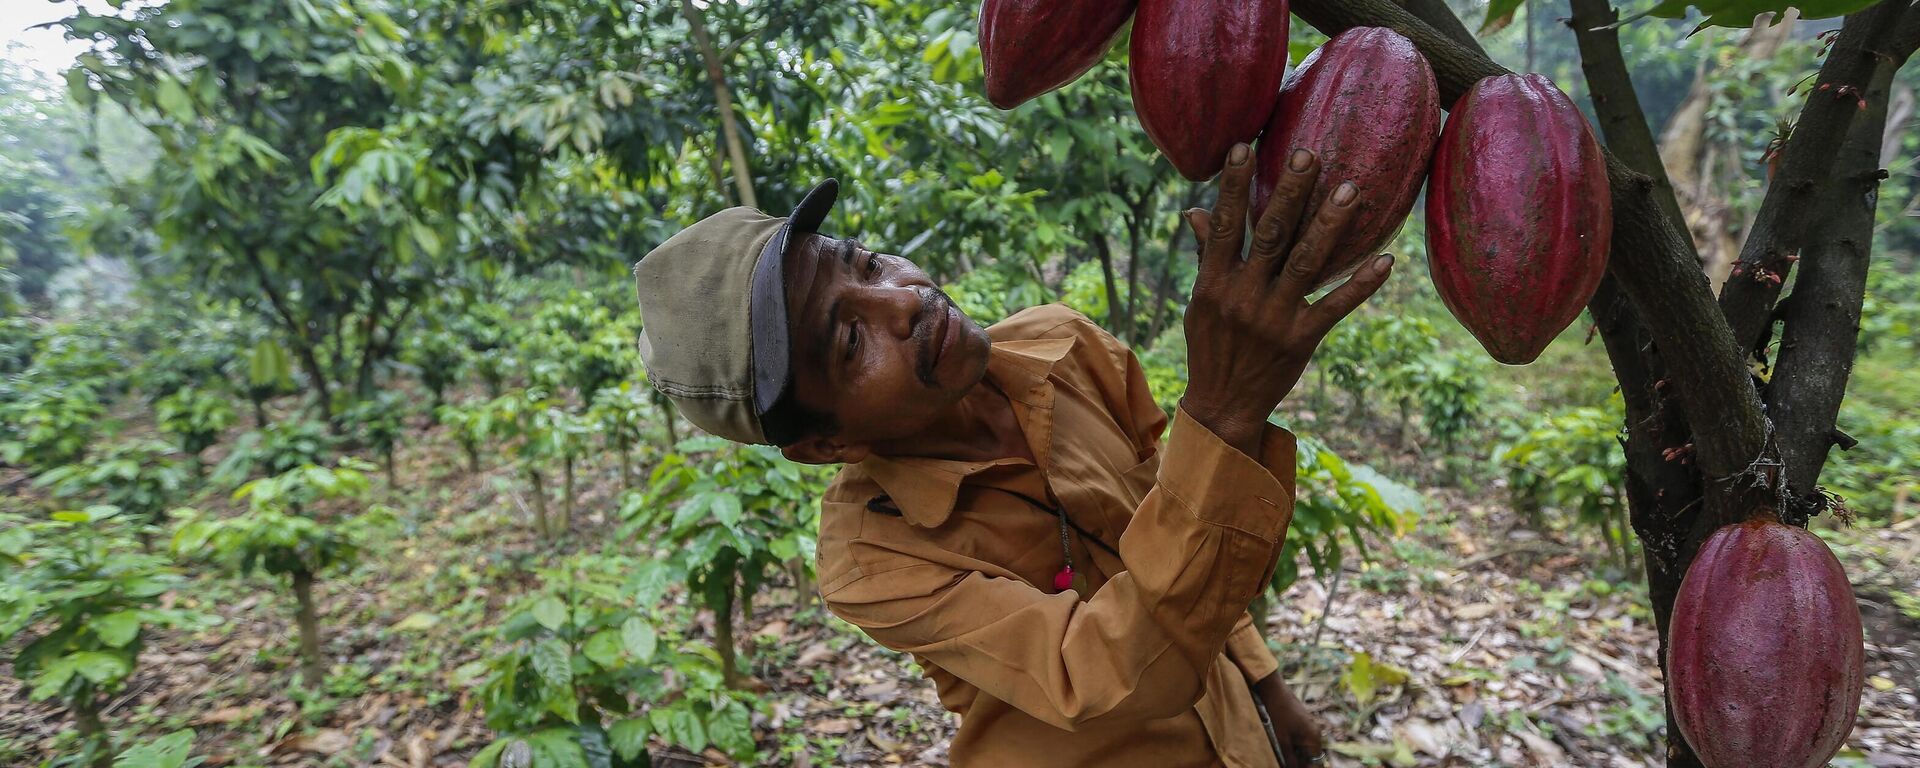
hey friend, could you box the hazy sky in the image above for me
[3,1,94,83]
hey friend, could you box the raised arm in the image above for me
[822,144,1393,728]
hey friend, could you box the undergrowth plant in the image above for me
[625,438,826,687]
[464,553,758,767]
[0,507,207,768]
[172,459,393,689]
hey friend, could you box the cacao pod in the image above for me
[979,0,1135,110]
[1254,27,1440,289]
[1426,74,1611,365]
[1668,519,1865,768]
[1129,0,1289,180]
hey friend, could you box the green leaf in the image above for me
[392,612,440,633]
[155,77,194,121]
[1341,651,1410,707]
[113,729,196,768]
[1480,0,1525,34]
[528,728,589,768]
[468,739,510,768]
[663,708,706,753]
[620,617,657,662]
[91,611,142,648]
[706,700,754,757]
[608,717,652,762]
[71,650,132,685]
[583,630,623,668]
[531,638,571,686]
[532,596,568,631]
[710,494,742,530]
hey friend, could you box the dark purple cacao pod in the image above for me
[1669,519,1865,768]
[1129,0,1289,181]
[1426,74,1611,365]
[979,0,1135,110]
[1254,27,1440,290]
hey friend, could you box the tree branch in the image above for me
[1717,0,1920,357]
[1768,18,1918,496]
[1291,0,1767,479]
[1392,0,1487,56]
[1566,0,1691,232]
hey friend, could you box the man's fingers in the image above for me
[1205,143,1256,269]
[1187,209,1211,258]
[1308,253,1394,332]
[1249,148,1319,271]
[1272,181,1360,301]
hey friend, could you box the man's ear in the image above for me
[780,436,871,466]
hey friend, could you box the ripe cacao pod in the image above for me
[1426,74,1611,365]
[1129,0,1289,180]
[1668,519,1865,768]
[978,0,1135,110]
[1254,27,1440,289]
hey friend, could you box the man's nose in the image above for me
[856,284,921,340]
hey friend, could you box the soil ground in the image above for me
[3,413,1916,768]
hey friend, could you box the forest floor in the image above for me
[2,414,1917,768]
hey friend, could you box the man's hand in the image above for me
[1178,143,1393,458]
[1255,672,1325,767]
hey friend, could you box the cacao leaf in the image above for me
[1481,0,1526,34]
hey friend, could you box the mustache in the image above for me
[913,287,956,388]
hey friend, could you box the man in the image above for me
[632,143,1392,767]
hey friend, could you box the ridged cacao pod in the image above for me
[1254,27,1440,289]
[1129,0,1289,180]
[979,0,1135,110]
[1669,519,1865,768]
[1426,74,1611,365]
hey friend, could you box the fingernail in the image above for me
[1289,148,1312,171]
[1229,143,1250,166]
[1373,254,1395,273]
[1333,182,1358,206]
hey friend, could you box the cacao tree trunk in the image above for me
[681,0,758,210]
[526,468,550,537]
[562,455,576,532]
[715,569,740,687]
[291,569,323,689]
[73,693,111,768]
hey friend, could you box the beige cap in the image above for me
[632,180,839,445]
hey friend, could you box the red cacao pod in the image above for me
[1129,0,1289,180]
[1254,27,1440,289]
[978,0,1135,110]
[1425,74,1611,365]
[1669,519,1865,768]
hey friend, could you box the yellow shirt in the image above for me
[817,304,1297,768]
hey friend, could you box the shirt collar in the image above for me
[855,335,1073,528]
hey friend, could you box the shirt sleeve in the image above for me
[1225,612,1281,684]
[821,409,1297,731]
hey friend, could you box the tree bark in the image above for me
[1768,49,1903,499]
[73,693,111,768]
[715,569,740,687]
[1091,232,1127,341]
[562,455,576,533]
[1719,1,1920,357]
[292,568,323,689]
[526,468,550,537]
[682,0,758,210]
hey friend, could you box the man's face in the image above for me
[778,233,993,462]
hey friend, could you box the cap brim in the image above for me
[748,179,840,418]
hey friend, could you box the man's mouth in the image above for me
[917,289,957,387]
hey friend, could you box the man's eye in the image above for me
[865,255,882,278]
[846,324,860,359]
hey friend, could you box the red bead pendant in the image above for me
[1052,566,1074,592]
